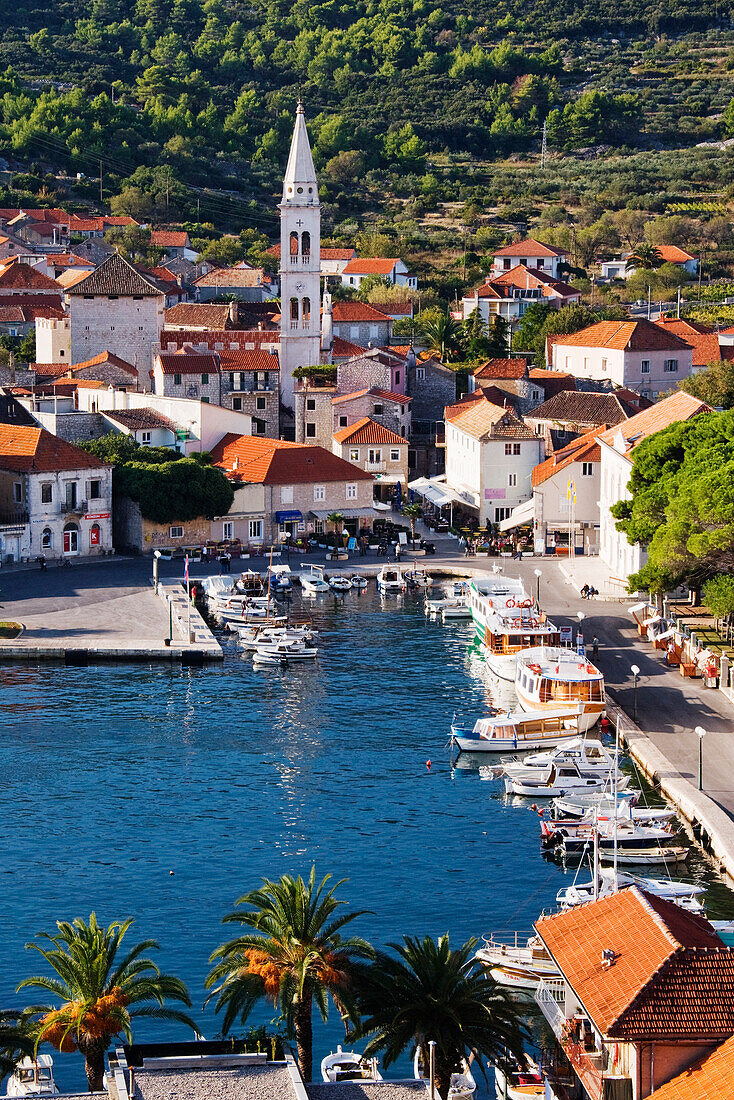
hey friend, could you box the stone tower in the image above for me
[278,102,322,412]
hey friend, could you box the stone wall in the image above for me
[408,361,456,423]
[75,363,139,388]
[332,392,409,437]
[115,494,211,553]
[32,411,109,443]
[337,354,392,395]
[69,294,164,377]
[294,387,334,447]
[332,319,390,346]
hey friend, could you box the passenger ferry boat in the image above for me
[466,576,560,681]
[515,647,605,731]
[451,708,583,754]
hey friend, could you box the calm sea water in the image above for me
[1,587,732,1089]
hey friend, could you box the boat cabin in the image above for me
[518,653,604,705]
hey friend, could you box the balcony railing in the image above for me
[59,499,87,515]
[366,461,386,472]
[535,978,567,1039]
[0,510,28,527]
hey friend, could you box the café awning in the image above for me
[275,510,303,522]
[310,508,380,520]
[408,476,476,509]
[499,498,535,532]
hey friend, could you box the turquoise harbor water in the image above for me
[1,587,732,1090]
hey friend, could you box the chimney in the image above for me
[258,322,263,331]
[229,300,237,325]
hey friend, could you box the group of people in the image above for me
[580,584,599,599]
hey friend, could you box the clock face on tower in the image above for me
[295,282,304,291]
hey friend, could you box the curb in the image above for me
[606,692,734,885]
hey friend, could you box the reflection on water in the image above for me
[0,587,731,1090]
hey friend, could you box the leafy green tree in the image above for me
[703,574,734,619]
[115,459,234,523]
[18,914,194,1092]
[206,869,372,1082]
[680,359,734,409]
[79,432,178,465]
[349,935,527,1100]
[357,274,393,301]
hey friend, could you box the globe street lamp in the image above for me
[630,664,640,723]
[534,567,542,605]
[695,725,706,791]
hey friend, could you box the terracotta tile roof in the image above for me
[444,396,518,440]
[490,266,579,299]
[0,259,59,291]
[67,253,162,297]
[553,318,693,352]
[651,1033,734,1100]
[597,391,711,454]
[0,208,71,224]
[331,337,368,358]
[57,269,91,289]
[211,435,373,484]
[0,306,25,322]
[474,358,528,380]
[526,390,634,426]
[536,887,734,1040]
[465,282,505,301]
[32,362,71,377]
[342,257,400,275]
[160,329,279,351]
[331,302,390,323]
[528,369,577,397]
[67,215,138,232]
[156,351,220,375]
[657,245,696,263]
[164,303,234,328]
[150,230,189,248]
[103,408,176,431]
[383,302,413,314]
[656,317,713,336]
[149,266,179,283]
[0,424,110,472]
[655,319,729,366]
[71,350,138,376]
[45,253,94,268]
[194,267,270,288]
[218,350,279,372]
[332,387,410,406]
[493,238,568,258]
[532,427,604,487]
[333,416,406,445]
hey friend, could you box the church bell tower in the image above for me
[278,102,322,412]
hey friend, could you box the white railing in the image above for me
[290,321,299,330]
[302,255,311,264]
[535,977,567,1038]
[366,461,386,472]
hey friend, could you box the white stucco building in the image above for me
[549,319,694,398]
[490,238,569,278]
[443,393,543,525]
[598,392,710,584]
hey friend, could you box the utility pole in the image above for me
[99,159,103,204]
[541,118,547,169]
[197,197,200,225]
[166,168,170,210]
[462,231,467,281]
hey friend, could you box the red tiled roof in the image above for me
[0,424,110,472]
[532,426,605,486]
[0,208,71,224]
[156,351,220,375]
[332,386,410,406]
[342,257,400,275]
[331,337,367,358]
[657,245,696,263]
[331,302,391,323]
[103,408,176,431]
[554,318,693,352]
[490,265,579,299]
[71,350,138,376]
[474,358,528,380]
[0,306,24,322]
[526,390,634,426]
[45,253,94,268]
[218,350,279,372]
[655,319,730,367]
[536,887,734,1040]
[651,1033,734,1100]
[528,369,577,397]
[333,416,406,445]
[0,259,59,291]
[444,396,516,439]
[211,435,373,484]
[160,329,279,350]
[597,391,711,454]
[151,230,189,248]
[493,238,568,258]
[194,267,270,288]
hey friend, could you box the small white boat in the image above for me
[406,567,433,589]
[238,627,317,650]
[451,709,583,754]
[6,1057,58,1097]
[475,933,558,991]
[350,575,368,589]
[504,761,629,798]
[543,818,678,859]
[254,640,318,660]
[512,738,615,776]
[414,1050,476,1100]
[301,565,330,594]
[377,565,406,592]
[493,1055,543,1100]
[557,868,706,913]
[321,1047,382,1083]
[252,651,287,666]
[268,565,293,591]
[601,844,689,866]
[329,575,352,592]
[444,579,470,597]
[515,647,605,731]
[441,598,472,620]
[553,791,674,823]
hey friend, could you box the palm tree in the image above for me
[206,868,372,1082]
[419,312,464,363]
[625,243,663,272]
[18,914,195,1092]
[402,503,423,543]
[0,1010,34,1083]
[349,935,527,1100]
[327,511,346,547]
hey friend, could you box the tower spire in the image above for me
[282,101,318,204]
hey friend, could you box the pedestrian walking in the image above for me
[592,636,599,658]
[395,542,401,562]
[224,552,231,574]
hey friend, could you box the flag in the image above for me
[184,555,189,585]
[566,477,576,503]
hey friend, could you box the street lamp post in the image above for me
[630,664,640,723]
[695,725,706,791]
[534,567,542,605]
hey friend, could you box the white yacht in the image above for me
[475,933,558,991]
[451,709,583,754]
[414,1050,476,1100]
[504,761,628,798]
[6,1057,58,1097]
[320,1048,382,1083]
[376,565,406,592]
[515,647,605,731]
[300,565,330,594]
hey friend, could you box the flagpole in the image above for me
[185,554,191,643]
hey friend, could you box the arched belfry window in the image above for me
[301,231,311,261]
[289,231,298,263]
[290,297,299,329]
[302,297,311,328]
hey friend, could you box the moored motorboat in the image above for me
[475,933,558,991]
[510,738,616,776]
[451,709,583,754]
[329,575,352,592]
[556,868,706,914]
[441,598,472,619]
[492,1054,543,1100]
[553,791,675,823]
[377,565,406,592]
[414,1050,476,1100]
[504,761,628,798]
[406,567,433,589]
[300,565,330,594]
[6,1057,58,1097]
[253,640,318,660]
[542,818,678,858]
[515,647,605,731]
[320,1047,382,1083]
[268,564,293,591]
[350,575,368,589]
